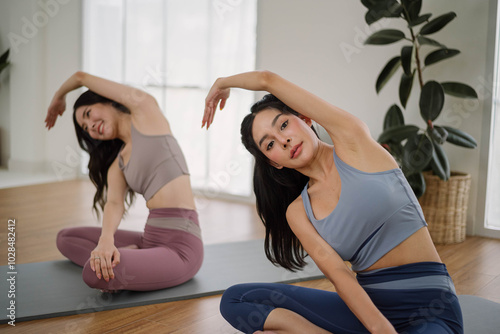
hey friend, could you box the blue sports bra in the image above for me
[301,148,427,272]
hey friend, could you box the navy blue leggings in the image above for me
[220,262,463,333]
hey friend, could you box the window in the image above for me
[484,2,500,231]
[485,111,499,229]
[486,51,500,229]
[83,0,257,199]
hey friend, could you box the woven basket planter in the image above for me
[418,171,472,244]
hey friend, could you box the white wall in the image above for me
[0,0,82,180]
[256,0,493,236]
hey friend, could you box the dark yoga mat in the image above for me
[0,239,323,323]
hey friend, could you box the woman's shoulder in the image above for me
[131,113,172,136]
[286,195,307,223]
[334,138,399,173]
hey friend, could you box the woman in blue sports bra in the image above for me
[45,72,203,292]
[203,71,463,333]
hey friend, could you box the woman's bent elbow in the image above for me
[259,70,276,91]
[74,71,86,85]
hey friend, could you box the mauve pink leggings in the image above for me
[56,208,204,291]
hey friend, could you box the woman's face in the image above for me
[252,108,316,169]
[74,103,119,140]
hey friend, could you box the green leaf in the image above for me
[365,29,406,45]
[419,81,445,122]
[0,49,9,64]
[361,0,380,9]
[409,14,432,27]
[402,0,422,22]
[419,12,457,35]
[430,140,450,181]
[408,0,422,18]
[365,1,403,25]
[428,125,448,145]
[383,104,405,130]
[365,10,383,25]
[399,71,414,108]
[376,56,401,93]
[441,82,478,99]
[417,35,445,48]
[403,133,434,174]
[442,126,477,148]
[0,62,9,75]
[424,48,460,66]
[388,3,404,17]
[361,0,391,9]
[378,125,419,143]
[406,172,426,198]
[401,46,413,76]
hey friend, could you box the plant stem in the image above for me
[409,27,424,89]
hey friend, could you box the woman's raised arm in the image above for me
[46,71,158,129]
[203,70,371,148]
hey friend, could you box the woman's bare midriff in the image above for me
[359,227,442,272]
[146,175,197,211]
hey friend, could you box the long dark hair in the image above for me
[241,94,318,271]
[73,90,135,219]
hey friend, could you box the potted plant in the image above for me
[359,0,478,243]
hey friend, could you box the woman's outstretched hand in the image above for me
[45,95,66,130]
[202,78,230,129]
[90,240,120,282]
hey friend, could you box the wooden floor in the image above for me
[1,179,500,333]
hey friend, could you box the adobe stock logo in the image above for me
[7,0,72,54]
[339,19,391,64]
[213,0,243,20]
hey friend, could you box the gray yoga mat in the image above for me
[458,295,500,333]
[0,239,323,323]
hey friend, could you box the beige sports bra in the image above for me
[118,124,189,201]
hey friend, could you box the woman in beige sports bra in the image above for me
[46,71,203,292]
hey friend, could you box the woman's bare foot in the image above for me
[122,244,139,249]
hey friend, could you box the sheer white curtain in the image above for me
[486,89,500,229]
[83,0,257,199]
[482,4,500,230]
